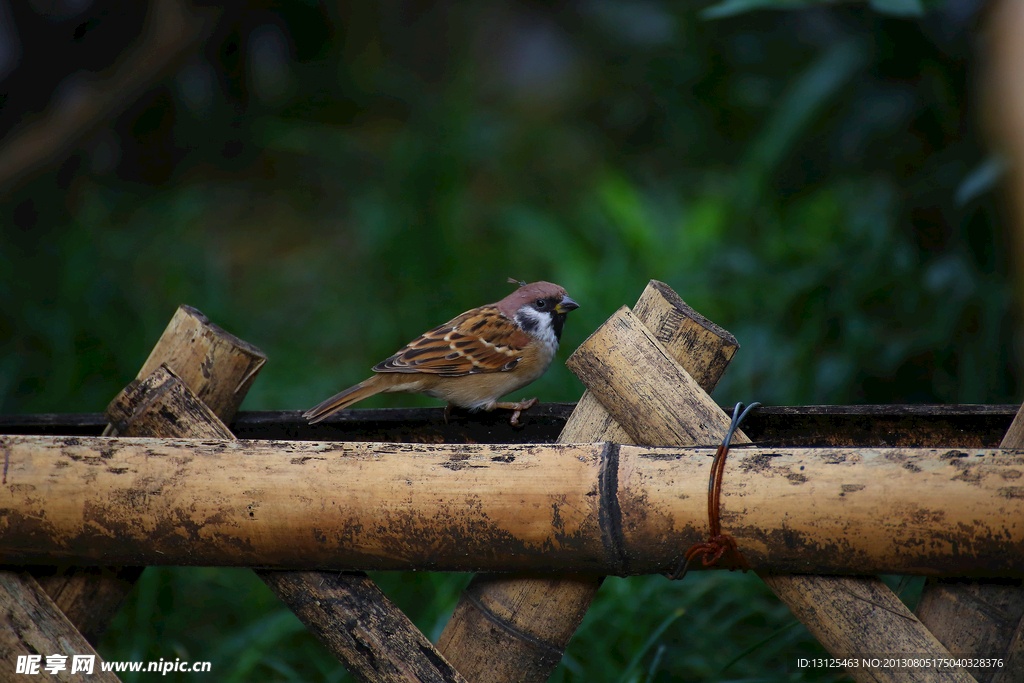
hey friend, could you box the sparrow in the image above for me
[304,280,579,426]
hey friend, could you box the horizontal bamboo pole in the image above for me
[2,435,1022,575]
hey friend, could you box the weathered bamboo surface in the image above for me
[437,572,602,682]
[915,401,1024,683]
[0,571,121,683]
[131,305,266,426]
[772,575,974,682]
[565,306,741,448]
[105,364,235,440]
[2,435,1022,575]
[258,571,468,683]
[916,579,1023,683]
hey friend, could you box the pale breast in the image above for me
[424,333,559,410]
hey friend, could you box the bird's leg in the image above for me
[443,404,452,425]
[493,397,538,426]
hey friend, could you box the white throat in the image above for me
[515,307,559,359]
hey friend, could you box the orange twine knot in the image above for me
[668,401,760,580]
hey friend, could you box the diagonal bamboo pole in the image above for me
[109,364,466,683]
[258,571,468,683]
[0,571,122,683]
[33,305,266,645]
[435,281,741,682]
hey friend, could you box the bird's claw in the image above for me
[505,397,538,426]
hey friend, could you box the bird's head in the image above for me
[498,280,579,341]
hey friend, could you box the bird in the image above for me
[304,280,579,426]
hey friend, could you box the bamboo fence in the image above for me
[1,282,1021,683]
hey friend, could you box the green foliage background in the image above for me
[1,0,1012,681]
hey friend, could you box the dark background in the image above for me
[0,0,1010,680]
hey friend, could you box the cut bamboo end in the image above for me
[558,279,739,445]
[566,306,748,447]
[106,363,234,439]
[137,304,267,424]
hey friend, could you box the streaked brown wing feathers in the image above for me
[373,307,529,376]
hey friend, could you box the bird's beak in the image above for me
[556,296,579,314]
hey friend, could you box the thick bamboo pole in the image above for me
[915,404,1024,683]
[438,281,739,682]
[33,306,265,644]
[2,435,1021,575]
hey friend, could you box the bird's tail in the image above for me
[303,376,384,424]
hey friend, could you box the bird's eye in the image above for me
[535,299,547,309]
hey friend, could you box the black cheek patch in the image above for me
[516,312,539,334]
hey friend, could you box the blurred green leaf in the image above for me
[703,0,931,18]
[955,154,1009,207]
[867,0,926,16]
[702,0,818,20]
[739,38,868,204]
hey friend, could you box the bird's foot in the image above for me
[494,398,538,426]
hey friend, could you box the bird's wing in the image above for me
[372,306,529,376]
